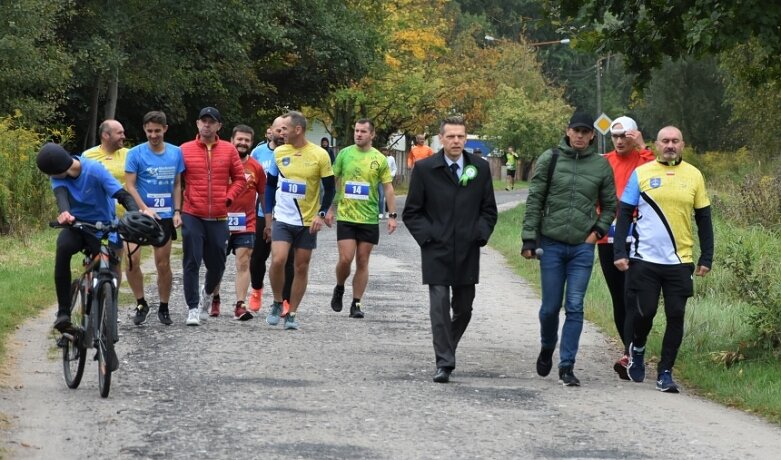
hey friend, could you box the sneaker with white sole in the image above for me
[628,343,646,382]
[266,301,282,326]
[198,286,212,321]
[284,313,299,330]
[186,308,200,326]
[656,370,680,393]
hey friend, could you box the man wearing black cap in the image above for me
[36,143,140,333]
[180,107,247,326]
[520,112,617,386]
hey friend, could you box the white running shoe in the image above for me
[198,286,212,321]
[186,308,200,326]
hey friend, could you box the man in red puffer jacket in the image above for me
[180,106,246,326]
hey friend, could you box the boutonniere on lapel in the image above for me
[460,164,478,186]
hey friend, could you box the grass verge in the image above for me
[490,204,781,425]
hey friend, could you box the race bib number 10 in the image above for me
[280,179,307,199]
[344,181,370,201]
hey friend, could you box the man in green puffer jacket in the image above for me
[521,112,617,387]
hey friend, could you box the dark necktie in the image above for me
[449,163,460,180]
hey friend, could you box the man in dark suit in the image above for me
[403,116,498,383]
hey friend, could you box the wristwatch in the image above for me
[318,211,326,218]
[388,212,398,219]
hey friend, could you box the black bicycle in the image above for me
[53,220,120,398]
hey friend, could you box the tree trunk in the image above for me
[104,66,118,120]
[84,75,102,150]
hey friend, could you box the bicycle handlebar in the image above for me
[49,220,119,233]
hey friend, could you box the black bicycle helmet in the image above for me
[118,212,166,246]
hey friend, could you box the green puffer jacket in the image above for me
[521,137,616,246]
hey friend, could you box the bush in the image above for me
[0,114,63,235]
[719,227,781,351]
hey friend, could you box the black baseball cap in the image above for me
[199,107,222,122]
[568,112,595,130]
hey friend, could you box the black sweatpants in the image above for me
[627,260,693,372]
[598,243,635,353]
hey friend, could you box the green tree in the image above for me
[554,0,781,89]
[0,0,73,124]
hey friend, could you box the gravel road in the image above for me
[1,191,780,459]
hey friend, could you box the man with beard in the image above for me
[614,126,713,393]
[180,107,246,326]
[248,117,295,313]
[124,111,184,326]
[210,125,266,320]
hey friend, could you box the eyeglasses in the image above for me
[611,134,626,139]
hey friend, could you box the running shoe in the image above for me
[186,308,200,326]
[133,302,150,326]
[628,343,646,382]
[349,302,364,319]
[559,366,580,386]
[157,309,173,325]
[284,313,299,330]
[210,295,221,317]
[266,301,282,326]
[248,288,262,312]
[234,301,253,321]
[331,285,345,312]
[656,370,680,393]
[614,354,630,381]
[198,286,212,321]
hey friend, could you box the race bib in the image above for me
[144,193,172,214]
[280,179,306,199]
[228,212,247,232]
[344,181,370,201]
[607,220,634,244]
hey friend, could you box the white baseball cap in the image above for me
[610,116,638,135]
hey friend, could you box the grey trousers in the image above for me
[429,284,476,370]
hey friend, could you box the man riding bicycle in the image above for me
[36,143,143,333]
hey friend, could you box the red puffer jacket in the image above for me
[181,135,246,219]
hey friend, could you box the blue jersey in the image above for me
[250,142,276,217]
[51,157,122,223]
[125,142,184,218]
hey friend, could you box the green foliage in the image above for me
[0,116,57,235]
[481,84,569,160]
[555,0,781,90]
[0,0,74,124]
[721,233,781,350]
[631,56,737,152]
[720,39,781,157]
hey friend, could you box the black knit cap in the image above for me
[36,143,74,175]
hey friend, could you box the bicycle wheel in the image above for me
[95,281,117,398]
[63,280,87,389]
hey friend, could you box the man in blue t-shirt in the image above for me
[247,116,294,313]
[125,111,185,326]
[36,143,140,333]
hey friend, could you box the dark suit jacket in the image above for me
[403,150,497,285]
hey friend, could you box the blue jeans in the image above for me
[538,237,595,368]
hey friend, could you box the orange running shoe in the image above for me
[248,288,262,312]
[281,300,291,317]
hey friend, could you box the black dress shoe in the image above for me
[433,368,451,383]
